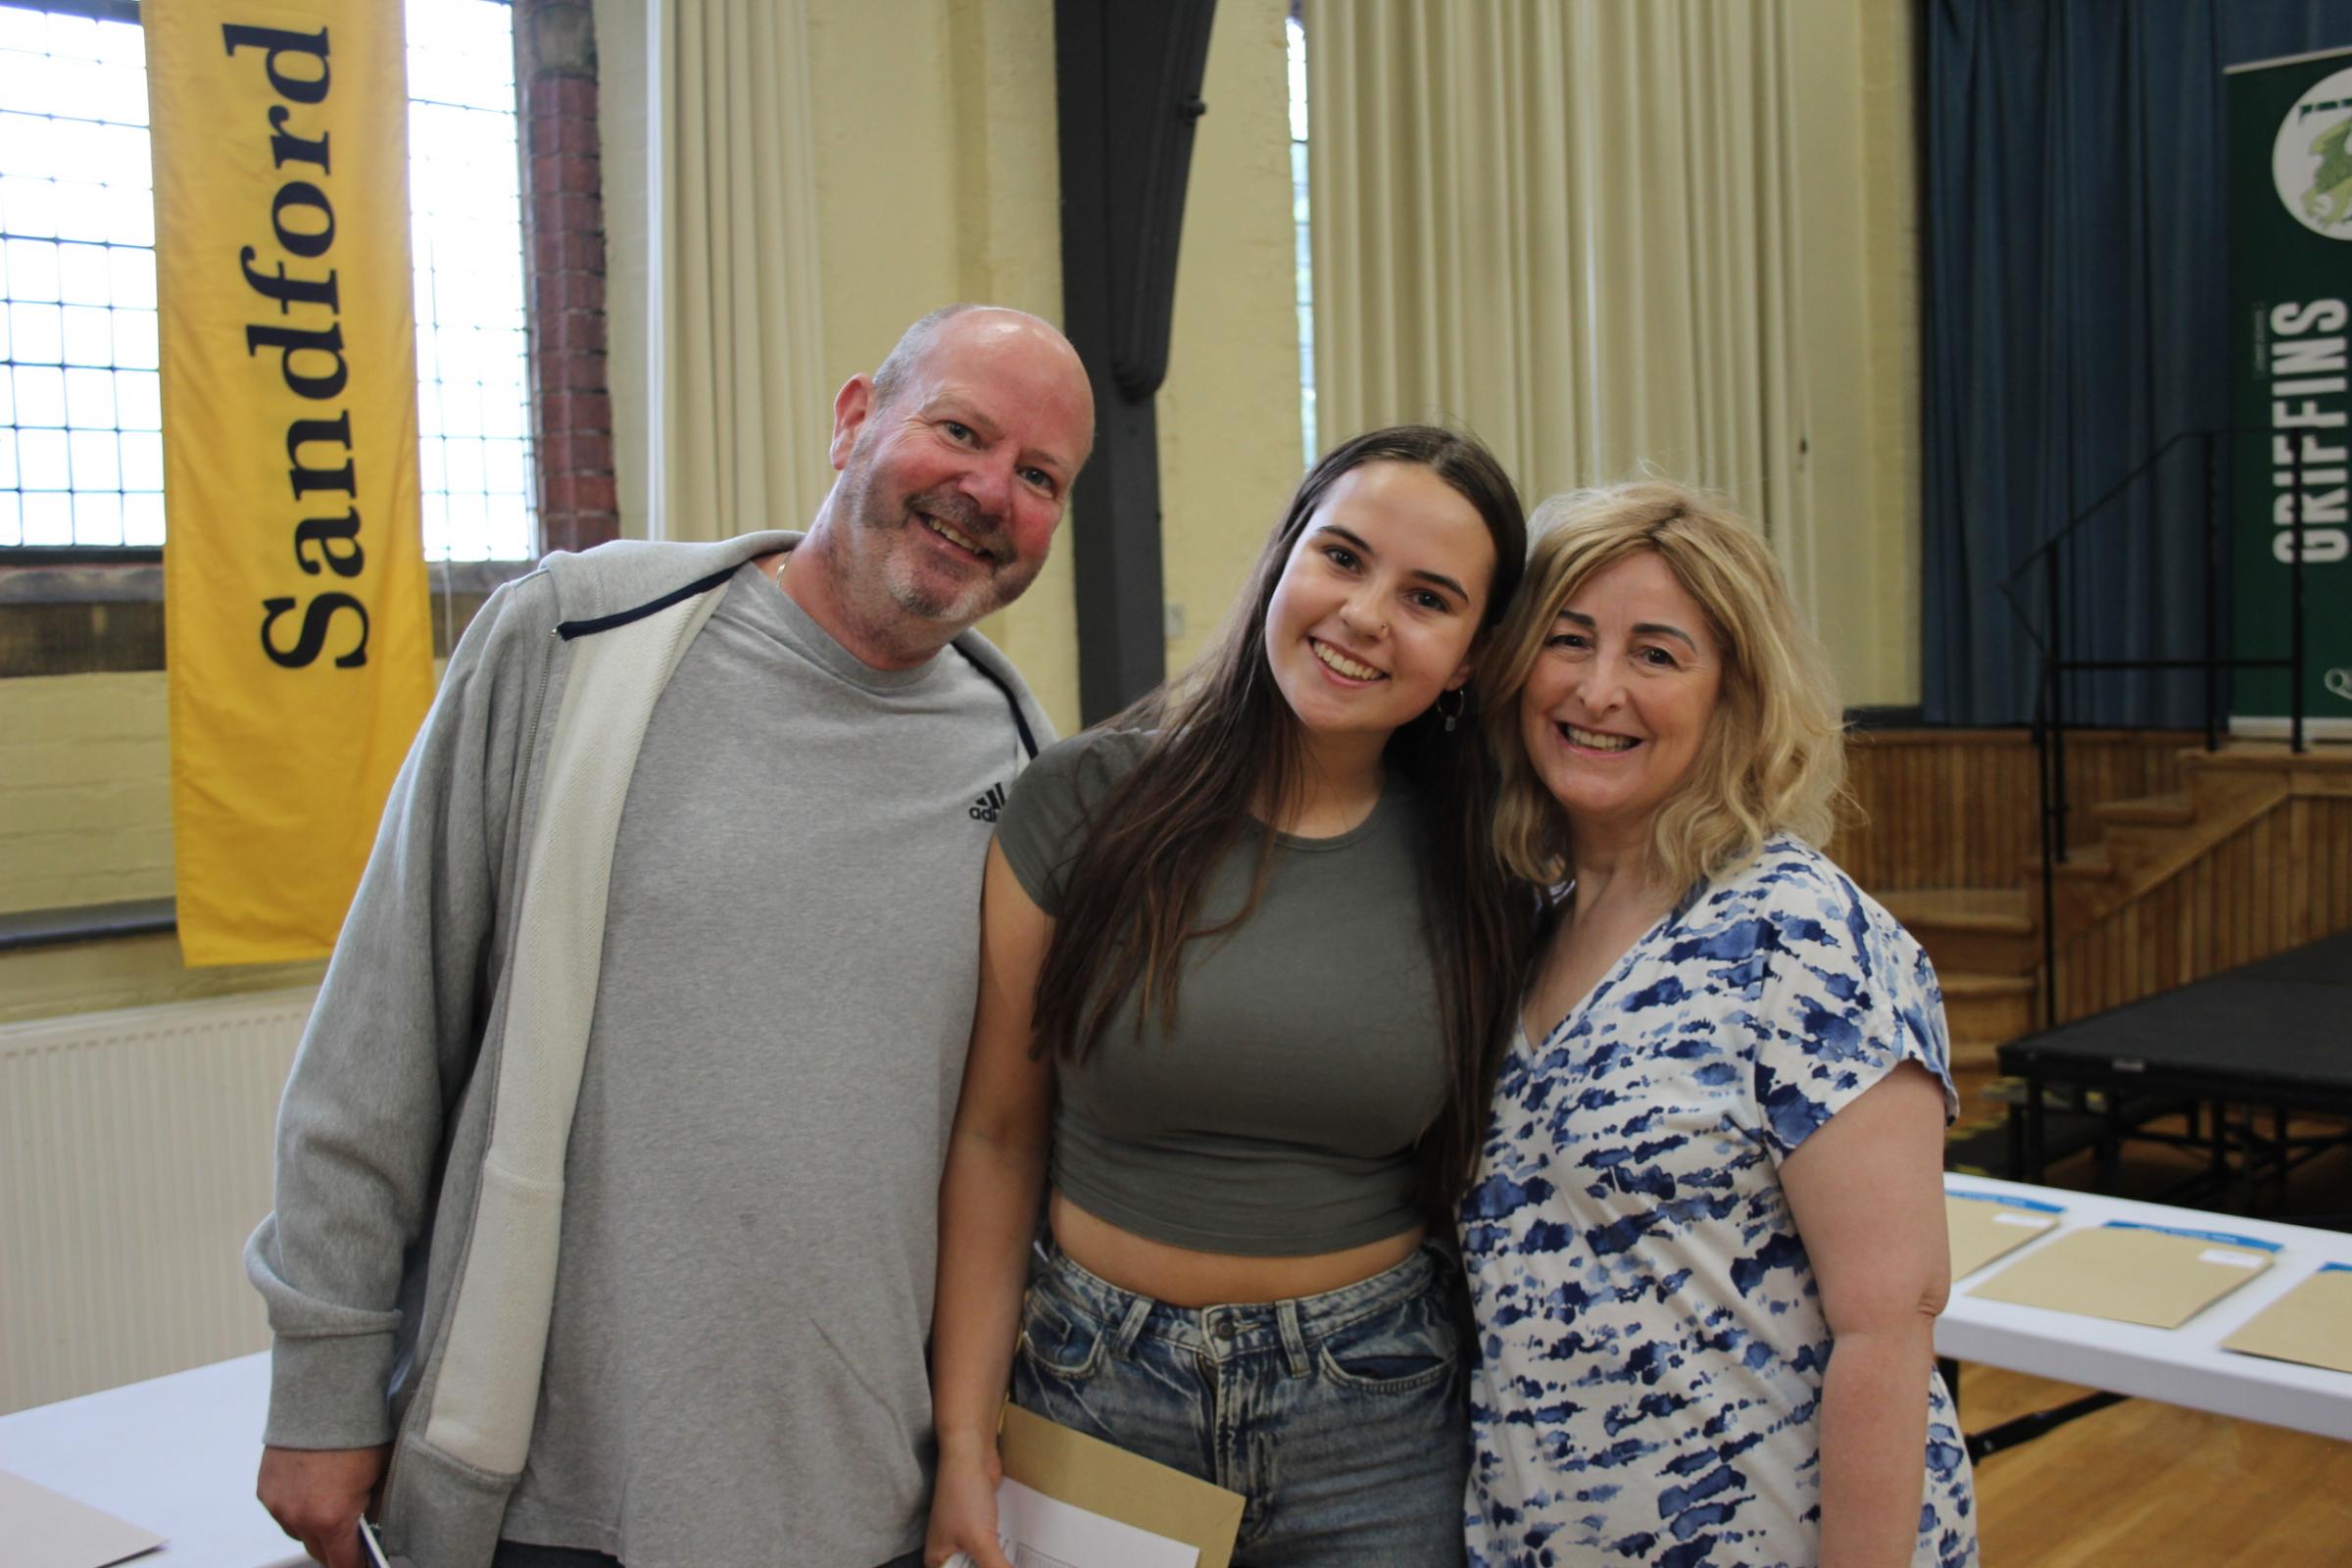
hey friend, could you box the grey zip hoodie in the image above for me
[245,531,1049,1567]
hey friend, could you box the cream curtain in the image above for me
[1304,0,1814,573]
[649,0,828,541]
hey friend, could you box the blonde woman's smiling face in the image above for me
[1518,550,1723,839]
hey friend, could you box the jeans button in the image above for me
[1212,1314,1237,1342]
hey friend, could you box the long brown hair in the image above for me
[1031,426,1533,1200]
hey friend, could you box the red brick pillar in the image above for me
[513,1,618,554]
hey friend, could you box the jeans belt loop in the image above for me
[1108,1292,1153,1358]
[1276,1298,1311,1378]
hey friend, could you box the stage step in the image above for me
[2019,843,2114,889]
[1938,971,2037,1067]
[2092,792,2194,826]
[1883,888,2036,976]
[2091,791,2208,879]
[2178,739,2352,773]
[1855,737,2346,1061]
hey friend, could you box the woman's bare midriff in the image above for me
[1049,1191,1425,1307]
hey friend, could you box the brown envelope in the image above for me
[2222,1263,2352,1375]
[0,1467,165,1568]
[1965,1221,2278,1329]
[1945,1194,2063,1278]
[999,1402,1247,1568]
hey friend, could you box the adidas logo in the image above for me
[968,782,1007,822]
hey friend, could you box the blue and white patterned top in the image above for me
[1459,836,1979,1568]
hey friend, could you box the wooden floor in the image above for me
[1945,1071,2352,1565]
[1962,1362,2352,1565]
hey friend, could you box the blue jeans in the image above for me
[1011,1238,1469,1567]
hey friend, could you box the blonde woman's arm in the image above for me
[1780,1061,1953,1568]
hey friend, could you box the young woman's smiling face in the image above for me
[1518,550,1723,840]
[1262,461,1497,747]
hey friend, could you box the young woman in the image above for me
[1460,481,1977,1567]
[924,427,1530,1567]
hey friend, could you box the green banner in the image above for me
[2229,46,2352,735]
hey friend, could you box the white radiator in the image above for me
[0,987,314,1414]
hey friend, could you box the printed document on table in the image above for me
[949,1479,1200,1568]
[1966,1218,2278,1328]
[2222,1261,2352,1374]
[1945,1190,2064,1279]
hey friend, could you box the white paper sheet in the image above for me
[945,1478,1200,1568]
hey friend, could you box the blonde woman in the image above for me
[1458,482,1978,1568]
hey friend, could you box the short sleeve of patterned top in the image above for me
[1458,836,1979,1568]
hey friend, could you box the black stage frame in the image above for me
[1996,929,2352,1217]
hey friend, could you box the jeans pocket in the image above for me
[1017,1287,1106,1381]
[1315,1293,1459,1395]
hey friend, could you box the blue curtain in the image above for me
[1920,0,2352,725]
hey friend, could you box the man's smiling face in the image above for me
[826,310,1093,633]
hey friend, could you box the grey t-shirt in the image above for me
[499,563,1038,1568]
[996,728,1449,1255]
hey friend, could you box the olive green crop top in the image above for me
[995,728,1447,1255]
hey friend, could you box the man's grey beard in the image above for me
[873,485,1026,623]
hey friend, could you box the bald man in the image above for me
[249,307,1095,1568]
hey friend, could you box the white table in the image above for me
[5,1188,2345,1568]
[0,1352,302,1568]
[1938,1174,2352,1442]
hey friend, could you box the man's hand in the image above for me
[257,1443,390,1568]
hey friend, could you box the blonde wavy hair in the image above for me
[1482,479,1847,893]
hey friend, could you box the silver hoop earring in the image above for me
[1437,688,1467,733]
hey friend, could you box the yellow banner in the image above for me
[149,2,433,964]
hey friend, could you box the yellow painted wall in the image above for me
[595,0,650,539]
[0,673,326,1022]
[1860,0,1924,708]
[1,674,171,911]
[1788,0,1923,708]
[1157,0,1309,676]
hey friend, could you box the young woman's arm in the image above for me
[1779,1061,1953,1568]
[925,841,1059,1568]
